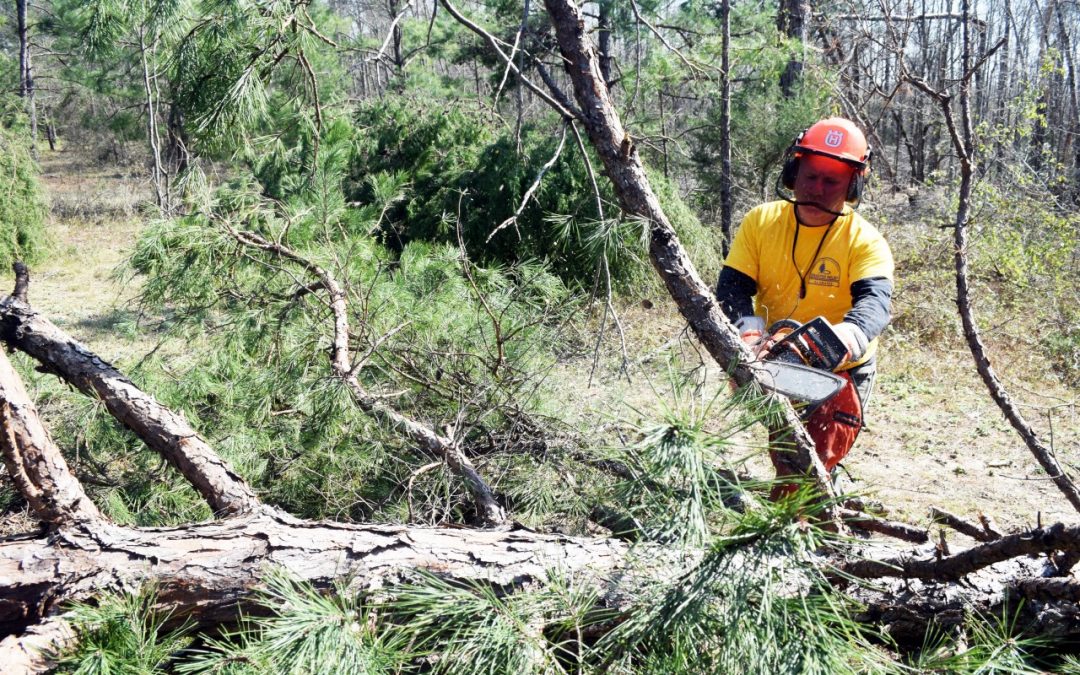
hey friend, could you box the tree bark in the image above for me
[16,0,37,156]
[166,102,189,175]
[718,0,733,256]
[777,0,809,96]
[0,296,260,517]
[0,512,636,636]
[597,0,613,88]
[0,347,102,527]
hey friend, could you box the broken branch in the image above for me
[0,291,259,517]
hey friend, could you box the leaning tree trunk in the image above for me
[0,291,260,516]
[539,0,837,501]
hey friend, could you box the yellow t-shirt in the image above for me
[724,201,894,367]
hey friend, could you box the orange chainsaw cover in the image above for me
[770,372,863,500]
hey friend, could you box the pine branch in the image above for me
[0,275,259,517]
[222,225,507,526]
[841,522,1080,581]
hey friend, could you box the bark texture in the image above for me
[0,616,75,675]
[0,297,259,517]
[0,512,633,635]
[0,349,101,527]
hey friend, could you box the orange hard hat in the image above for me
[793,118,870,173]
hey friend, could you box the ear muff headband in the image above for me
[780,129,873,203]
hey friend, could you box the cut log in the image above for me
[0,511,637,636]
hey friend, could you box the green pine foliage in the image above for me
[907,605,1049,673]
[108,121,581,523]
[349,98,720,289]
[178,569,409,674]
[0,114,47,268]
[57,586,192,674]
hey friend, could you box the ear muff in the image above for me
[781,154,800,189]
[846,145,873,203]
[780,127,808,190]
[847,173,864,202]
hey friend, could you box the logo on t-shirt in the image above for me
[808,257,840,288]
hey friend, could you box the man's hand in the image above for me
[735,316,773,358]
[833,322,869,364]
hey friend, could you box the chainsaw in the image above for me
[753,317,849,407]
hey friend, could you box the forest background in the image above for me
[1,0,1079,670]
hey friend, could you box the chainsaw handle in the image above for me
[763,317,849,371]
[767,319,802,334]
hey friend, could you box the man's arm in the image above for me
[844,276,892,340]
[715,266,757,322]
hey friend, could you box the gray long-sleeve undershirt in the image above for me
[715,265,892,340]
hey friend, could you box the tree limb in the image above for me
[841,522,1080,581]
[438,0,574,120]
[222,227,507,526]
[901,6,1080,515]
[837,508,928,543]
[0,294,260,517]
[929,506,1002,542]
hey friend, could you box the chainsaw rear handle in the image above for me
[764,317,849,371]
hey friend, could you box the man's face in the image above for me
[793,154,855,225]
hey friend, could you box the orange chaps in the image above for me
[769,372,863,500]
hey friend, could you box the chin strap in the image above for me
[773,169,859,215]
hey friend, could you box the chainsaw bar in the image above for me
[755,360,846,405]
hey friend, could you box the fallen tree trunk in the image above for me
[0,511,637,636]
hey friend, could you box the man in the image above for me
[715,117,894,497]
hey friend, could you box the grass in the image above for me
[11,149,151,355]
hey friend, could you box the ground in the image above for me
[8,146,1079,538]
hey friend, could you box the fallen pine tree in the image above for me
[1,286,1080,673]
